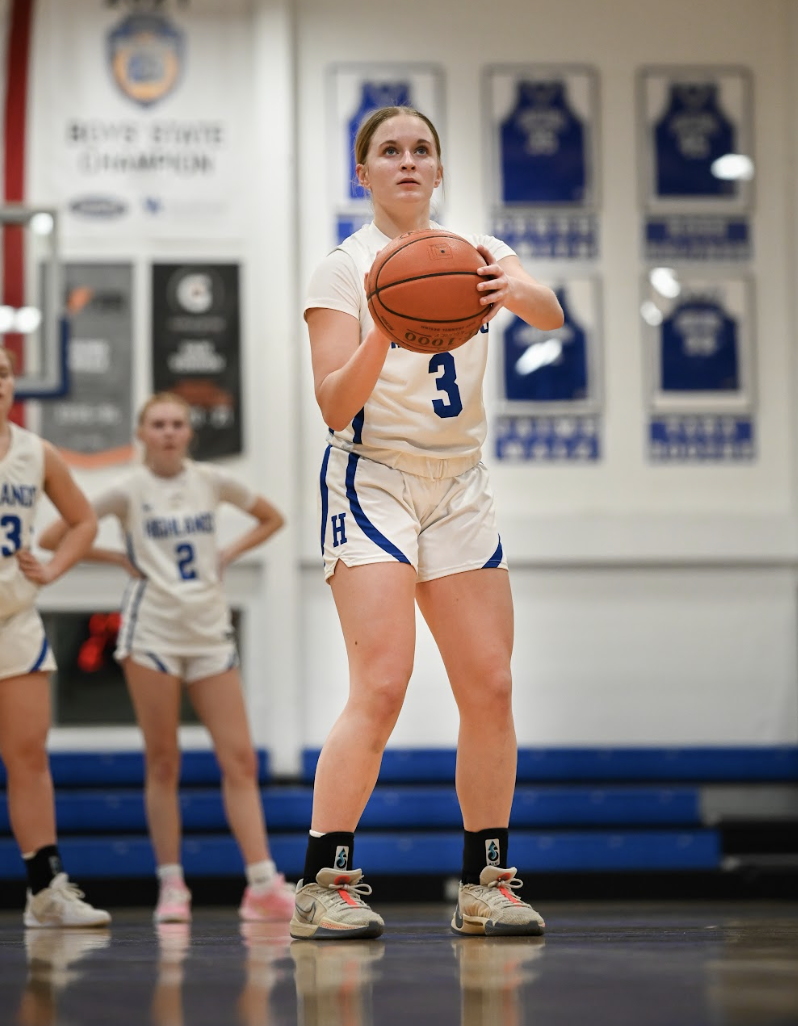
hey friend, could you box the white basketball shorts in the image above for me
[318,445,507,583]
[0,606,57,680]
[117,643,240,684]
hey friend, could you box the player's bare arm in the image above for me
[308,306,392,431]
[218,495,285,572]
[18,443,97,585]
[490,254,564,330]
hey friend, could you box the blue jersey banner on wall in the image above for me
[643,274,753,412]
[494,276,602,462]
[502,287,588,403]
[638,67,753,261]
[654,83,737,199]
[484,65,600,260]
[639,67,753,214]
[660,295,739,393]
[499,80,587,206]
[329,64,445,246]
[642,274,755,462]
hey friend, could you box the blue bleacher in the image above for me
[1,746,795,883]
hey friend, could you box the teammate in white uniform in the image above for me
[41,393,294,924]
[290,106,563,941]
[0,345,110,928]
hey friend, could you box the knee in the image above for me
[145,748,181,788]
[459,665,513,719]
[354,667,411,732]
[2,737,49,779]
[219,746,259,787]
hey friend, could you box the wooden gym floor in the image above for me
[0,901,796,1025]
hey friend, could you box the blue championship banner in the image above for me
[641,274,755,462]
[484,65,600,260]
[151,263,242,460]
[493,276,602,462]
[329,64,445,246]
[638,67,754,261]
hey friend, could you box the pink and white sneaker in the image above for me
[239,875,295,922]
[154,882,192,924]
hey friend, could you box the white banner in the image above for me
[29,0,255,239]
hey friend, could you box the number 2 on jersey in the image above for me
[176,542,197,580]
[0,514,22,556]
[429,352,463,419]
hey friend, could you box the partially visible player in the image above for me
[0,344,110,928]
[40,392,294,924]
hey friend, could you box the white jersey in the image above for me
[304,221,514,477]
[0,423,44,619]
[95,461,257,655]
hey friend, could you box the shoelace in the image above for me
[485,875,529,906]
[322,878,373,909]
[51,876,89,904]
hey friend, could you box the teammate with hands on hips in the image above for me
[40,392,295,925]
[292,106,563,940]
[0,344,110,928]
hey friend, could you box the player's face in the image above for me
[0,350,14,420]
[357,114,442,206]
[138,402,192,462]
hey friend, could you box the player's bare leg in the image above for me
[190,669,269,864]
[0,672,56,852]
[123,659,184,866]
[311,560,417,832]
[417,568,516,827]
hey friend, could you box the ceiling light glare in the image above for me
[14,306,42,333]
[649,266,681,299]
[515,338,563,376]
[640,300,663,327]
[711,153,754,181]
[29,212,55,235]
[0,306,15,332]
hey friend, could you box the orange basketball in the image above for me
[366,229,488,354]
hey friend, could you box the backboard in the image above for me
[0,204,68,398]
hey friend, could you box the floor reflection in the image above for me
[1,903,796,1026]
[291,940,385,1026]
[706,917,798,1025]
[453,936,544,1026]
[18,929,111,1026]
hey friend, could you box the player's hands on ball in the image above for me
[476,244,509,325]
[16,549,56,585]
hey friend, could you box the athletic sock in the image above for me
[156,863,185,888]
[302,831,355,884]
[23,845,64,895]
[246,858,277,891]
[461,827,509,884]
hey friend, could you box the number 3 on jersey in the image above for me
[0,514,22,556]
[176,542,197,580]
[429,352,463,419]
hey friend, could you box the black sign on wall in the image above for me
[151,263,242,460]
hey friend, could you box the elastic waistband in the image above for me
[329,442,480,480]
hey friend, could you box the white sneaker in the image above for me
[451,866,545,936]
[289,868,384,940]
[24,874,111,929]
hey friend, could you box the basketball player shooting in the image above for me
[292,105,563,941]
